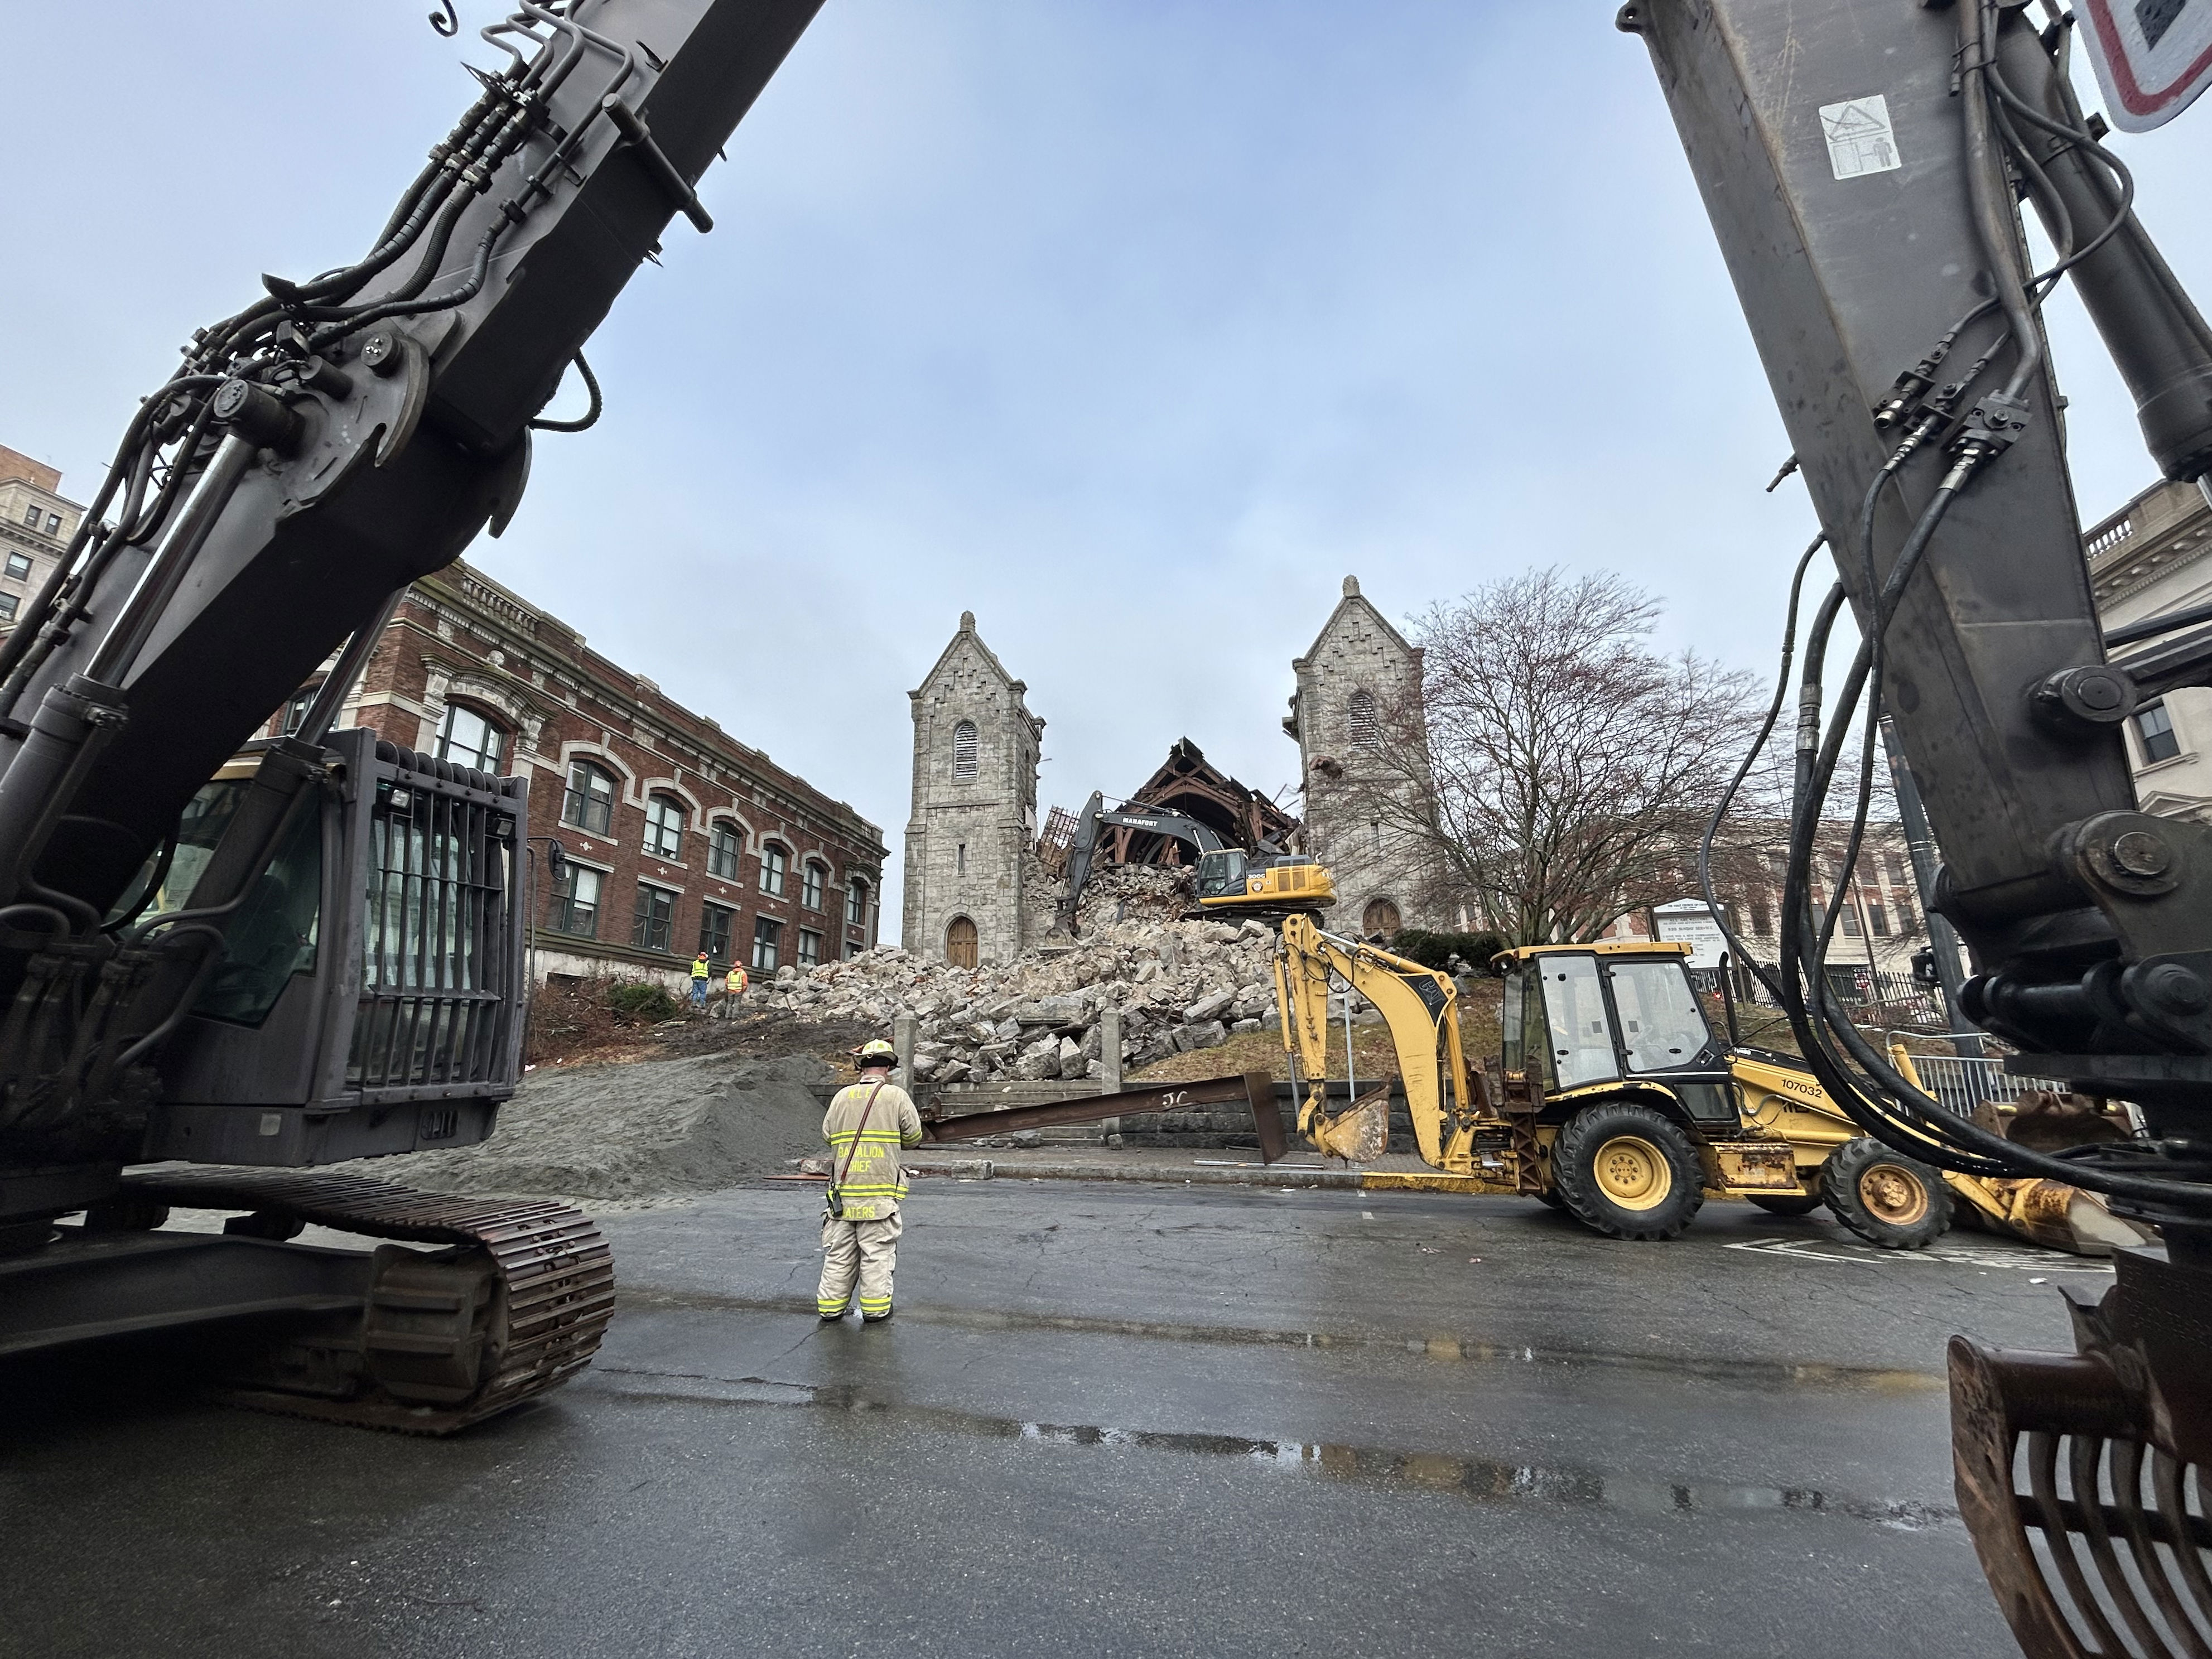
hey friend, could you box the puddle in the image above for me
[588,1364,1955,1532]
[616,1287,1940,1392]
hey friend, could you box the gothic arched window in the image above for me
[952,720,979,783]
[1348,689,1378,751]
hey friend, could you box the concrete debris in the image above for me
[767,897,1283,1080]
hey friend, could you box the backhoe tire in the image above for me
[1553,1102,1704,1241]
[1536,1185,1567,1211]
[1746,1191,1822,1217]
[1821,1137,1952,1250]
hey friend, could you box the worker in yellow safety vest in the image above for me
[689,951,711,1009]
[817,1038,923,1324]
[725,963,748,1000]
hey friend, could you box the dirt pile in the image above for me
[345,1052,832,1201]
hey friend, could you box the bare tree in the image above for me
[1339,567,1770,946]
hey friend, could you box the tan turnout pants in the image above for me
[818,1211,902,1319]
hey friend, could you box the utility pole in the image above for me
[1879,715,1984,1059]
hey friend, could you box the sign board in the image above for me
[1651,900,1729,971]
[2077,0,2212,132]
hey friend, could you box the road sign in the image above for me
[2076,0,2212,132]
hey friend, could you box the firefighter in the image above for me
[817,1038,922,1324]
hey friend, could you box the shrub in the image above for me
[1390,928,1508,974]
[605,980,681,1023]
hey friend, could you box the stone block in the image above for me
[1183,988,1236,1024]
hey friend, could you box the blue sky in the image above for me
[4,3,2205,926]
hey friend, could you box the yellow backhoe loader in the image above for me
[1274,916,2148,1253]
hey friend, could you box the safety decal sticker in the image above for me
[1819,95,1901,181]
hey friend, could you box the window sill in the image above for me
[2136,749,2197,776]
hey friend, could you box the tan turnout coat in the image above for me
[823,1079,923,1221]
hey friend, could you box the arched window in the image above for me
[801,860,826,912]
[562,760,615,835]
[1347,689,1378,751]
[436,702,504,773]
[952,720,979,783]
[643,794,685,860]
[707,821,743,880]
[945,915,979,969]
[759,841,788,898]
[846,877,869,929]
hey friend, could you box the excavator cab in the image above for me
[1193,849,1247,902]
[1193,851,1336,915]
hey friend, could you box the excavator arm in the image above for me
[1056,790,1227,932]
[0,3,829,1416]
[0,0,825,1192]
[1628,3,2212,1646]
[1275,913,1477,1169]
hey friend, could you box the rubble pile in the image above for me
[760,899,1285,1086]
[1071,864,1192,933]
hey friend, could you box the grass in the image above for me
[1128,978,1506,1086]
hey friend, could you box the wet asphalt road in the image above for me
[0,1177,2099,1658]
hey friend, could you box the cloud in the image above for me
[5,2,2204,930]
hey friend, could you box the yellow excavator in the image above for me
[1274,915,2148,1253]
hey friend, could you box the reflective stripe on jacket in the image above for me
[823,1081,923,1221]
[691,958,711,979]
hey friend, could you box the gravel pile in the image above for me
[345,1052,832,1201]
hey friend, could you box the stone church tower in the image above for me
[903,612,1046,966]
[1284,575,1445,937]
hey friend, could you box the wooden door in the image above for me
[946,915,979,969]
[1362,898,1401,938]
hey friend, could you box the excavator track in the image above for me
[124,1168,615,1435]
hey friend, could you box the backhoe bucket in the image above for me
[1303,1083,1390,1164]
[1956,1177,2162,1258]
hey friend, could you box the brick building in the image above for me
[266,558,886,990]
[0,443,85,631]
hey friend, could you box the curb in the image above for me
[905,1158,1361,1190]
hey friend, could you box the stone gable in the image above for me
[903,611,1049,964]
[1285,576,1447,935]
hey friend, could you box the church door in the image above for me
[1362,898,1402,939]
[946,915,979,969]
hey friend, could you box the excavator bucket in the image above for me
[1950,1251,2212,1659]
[1305,1083,1390,1164]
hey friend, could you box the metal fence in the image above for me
[1889,1051,2073,1116]
[1823,964,1947,1031]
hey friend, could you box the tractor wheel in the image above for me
[1554,1102,1705,1241]
[1746,1191,1823,1217]
[1536,1187,1567,1211]
[1821,1137,1952,1250]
